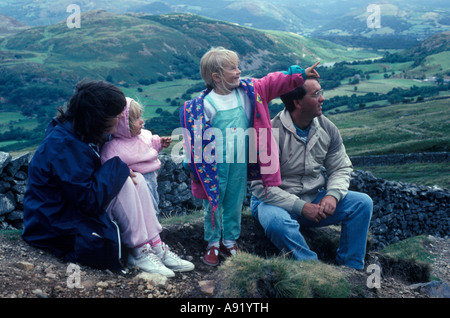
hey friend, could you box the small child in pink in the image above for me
[102,98,171,214]
[101,97,192,276]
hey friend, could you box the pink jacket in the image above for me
[101,97,162,173]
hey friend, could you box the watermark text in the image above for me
[367,4,381,29]
[66,4,81,29]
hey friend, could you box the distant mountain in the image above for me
[397,31,450,72]
[1,0,449,45]
[0,14,29,37]
[405,31,450,57]
[312,2,450,48]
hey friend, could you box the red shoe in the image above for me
[219,241,239,257]
[203,246,220,266]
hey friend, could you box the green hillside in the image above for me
[0,11,379,107]
[329,98,449,156]
[0,10,384,152]
[328,98,450,189]
[0,10,449,155]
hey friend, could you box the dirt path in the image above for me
[0,214,448,299]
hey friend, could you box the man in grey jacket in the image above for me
[250,78,373,270]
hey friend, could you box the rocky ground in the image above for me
[0,214,449,300]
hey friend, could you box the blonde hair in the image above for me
[128,99,143,136]
[200,47,240,93]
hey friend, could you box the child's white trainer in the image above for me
[128,243,175,277]
[152,242,195,272]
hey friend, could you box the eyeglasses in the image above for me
[310,89,324,99]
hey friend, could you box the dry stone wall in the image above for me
[349,170,449,249]
[350,152,449,167]
[1,151,448,251]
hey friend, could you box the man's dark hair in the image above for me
[280,77,319,113]
[57,81,126,144]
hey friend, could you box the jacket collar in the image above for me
[279,109,319,136]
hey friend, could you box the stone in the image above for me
[0,151,12,174]
[0,194,15,216]
[96,281,109,288]
[408,281,450,298]
[15,261,34,271]
[198,280,215,296]
[4,153,29,177]
[133,272,168,287]
[32,289,49,298]
[6,211,23,222]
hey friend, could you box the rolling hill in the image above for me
[2,0,449,41]
[0,14,29,37]
[0,10,379,112]
[313,1,450,42]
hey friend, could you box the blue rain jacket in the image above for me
[22,118,130,270]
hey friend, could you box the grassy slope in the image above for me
[329,98,449,156]
[328,98,449,189]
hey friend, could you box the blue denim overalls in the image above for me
[203,89,250,243]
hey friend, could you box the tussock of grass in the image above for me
[215,252,352,298]
[0,229,22,241]
[380,235,435,264]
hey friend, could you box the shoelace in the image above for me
[142,246,165,264]
[161,244,182,261]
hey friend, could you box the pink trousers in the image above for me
[106,172,162,248]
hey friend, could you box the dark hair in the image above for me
[57,81,126,144]
[280,77,319,113]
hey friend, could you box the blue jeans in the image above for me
[250,190,373,270]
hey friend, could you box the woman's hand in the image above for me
[130,169,138,185]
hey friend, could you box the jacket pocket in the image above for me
[72,227,122,271]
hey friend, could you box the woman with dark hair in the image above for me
[23,81,193,276]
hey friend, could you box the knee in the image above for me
[121,176,135,191]
[360,193,373,211]
[356,192,373,220]
[119,173,147,197]
[262,209,298,237]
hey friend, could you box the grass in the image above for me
[354,162,450,189]
[159,209,203,226]
[329,98,450,156]
[121,79,201,119]
[380,235,435,264]
[0,112,39,133]
[161,212,442,297]
[216,252,352,298]
[409,51,450,77]
[326,78,436,98]
[0,229,22,241]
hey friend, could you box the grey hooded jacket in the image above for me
[250,109,353,216]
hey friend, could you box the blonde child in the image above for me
[181,47,320,266]
[102,97,194,275]
[103,98,170,214]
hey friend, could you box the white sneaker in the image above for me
[128,244,175,277]
[153,242,195,272]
